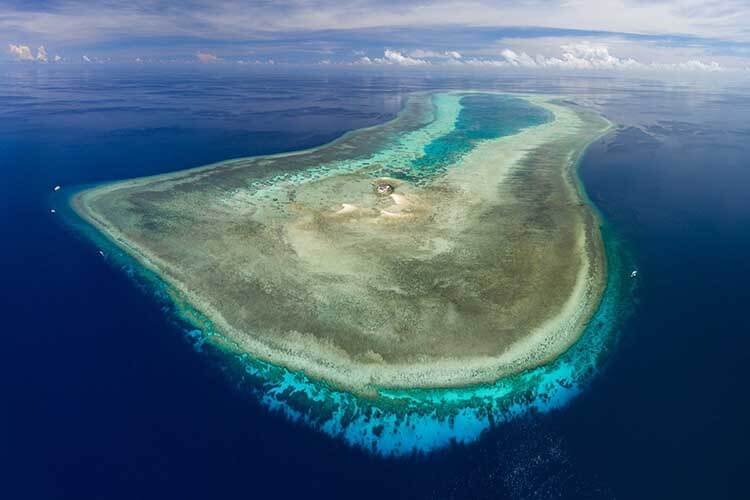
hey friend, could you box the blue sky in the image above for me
[3,0,750,71]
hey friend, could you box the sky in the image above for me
[3,0,750,72]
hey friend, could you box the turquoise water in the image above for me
[379,93,552,182]
[246,93,462,193]
[248,93,551,196]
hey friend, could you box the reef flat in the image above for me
[73,92,611,395]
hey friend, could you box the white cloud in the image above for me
[8,43,35,61]
[36,45,48,62]
[380,49,429,65]
[499,49,538,68]
[38,1,750,42]
[2,0,750,57]
[408,49,462,59]
[496,43,642,70]
[236,58,279,65]
[655,59,722,71]
[347,42,721,73]
[490,35,750,70]
[354,49,429,66]
[196,51,219,63]
[455,42,723,72]
[6,43,52,62]
[2,3,745,68]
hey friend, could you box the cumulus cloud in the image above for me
[458,42,724,72]
[354,49,429,66]
[660,59,722,71]
[196,51,220,63]
[8,44,35,61]
[36,45,48,62]
[499,49,539,67]
[494,43,641,70]
[408,49,462,59]
[7,43,53,62]
[351,43,725,72]
[380,49,429,65]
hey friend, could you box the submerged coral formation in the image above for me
[70,92,628,454]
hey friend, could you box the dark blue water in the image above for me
[2,64,749,499]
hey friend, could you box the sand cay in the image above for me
[73,92,611,395]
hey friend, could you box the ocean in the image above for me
[1,64,748,499]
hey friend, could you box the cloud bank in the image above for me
[7,43,55,62]
[196,51,220,63]
[355,44,724,72]
[8,44,34,61]
[357,49,429,66]
[2,1,747,70]
[36,44,47,62]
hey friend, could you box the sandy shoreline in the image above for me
[72,93,611,396]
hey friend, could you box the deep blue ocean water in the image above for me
[2,64,749,499]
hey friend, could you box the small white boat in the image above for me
[53,185,61,191]
[50,208,56,214]
[630,270,638,278]
[98,250,105,257]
